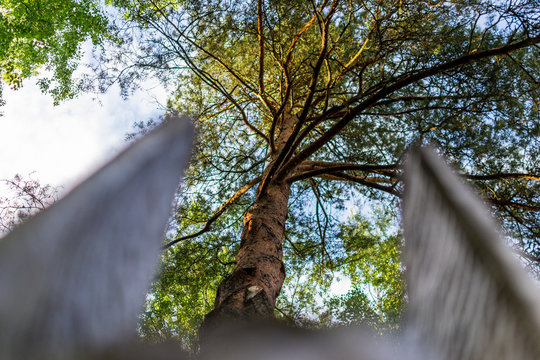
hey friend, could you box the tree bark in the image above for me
[201,112,297,336]
[200,180,290,331]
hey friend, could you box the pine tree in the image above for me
[106,0,539,341]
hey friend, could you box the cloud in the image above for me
[0,79,167,191]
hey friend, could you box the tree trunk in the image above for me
[201,112,296,336]
[201,179,290,332]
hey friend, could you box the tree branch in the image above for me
[277,35,540,178]
[288,161,397,182]
[490,199,540,212]
[283,8,318,68]
[154,21,270,144]
[317,171,400,196]
[257,0,266,99]
[463,173,539,181]
[148,0,276,114]
[163,176,262,249]
[259,0,339,196]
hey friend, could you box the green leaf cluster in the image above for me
[0,0,112,102]
[274,202,404,333]
[139,238,234,353]
[328,207,404,333]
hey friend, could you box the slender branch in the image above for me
[163,176,262,249]
[257,0,266,98]
[149,0,275,114]
[155,21,270,144]
[226,91,270,143]
[183,36,258,97]
[373,94,481,107]
[501,205,540,239]
[3,179,48,209]
[254,0,276,114]
[283,9,319,68]
[309,179,328,245]
[507,53,539,84]
[309,179,332,266]
[490,199,540,212]
[324,30,373,92]
[274,305,296,323]
[515,249,540,264]
[297,0,339,125]
[463,173,539,181]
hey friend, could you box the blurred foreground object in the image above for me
[403,147,540,360]
[0,128,539,359]
[0,116,193,360]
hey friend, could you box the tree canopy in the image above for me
[0,0,111,103]
[101,0,540,347]
[96,0,539,349]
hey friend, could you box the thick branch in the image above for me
[290,160,538,185]
[163,176,262,249]
[318,171,400,196]
[290,166,538,200]
[269,5,320,149]
[288,161,397,182]
[277,35,540,178]
[269,6,320,147]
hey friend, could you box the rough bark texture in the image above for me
[202,181,290,327]
[201,113,297,336]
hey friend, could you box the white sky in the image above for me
[0,79,168,192]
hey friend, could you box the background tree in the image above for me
[0,173,60,235]
[104,0,538,347]
[0,0,111,103]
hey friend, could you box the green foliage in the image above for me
[275,204,404,333]
[328,208,405,332]
[139,239,234,352]
[138,174,247,350]
[0,0,111,102]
